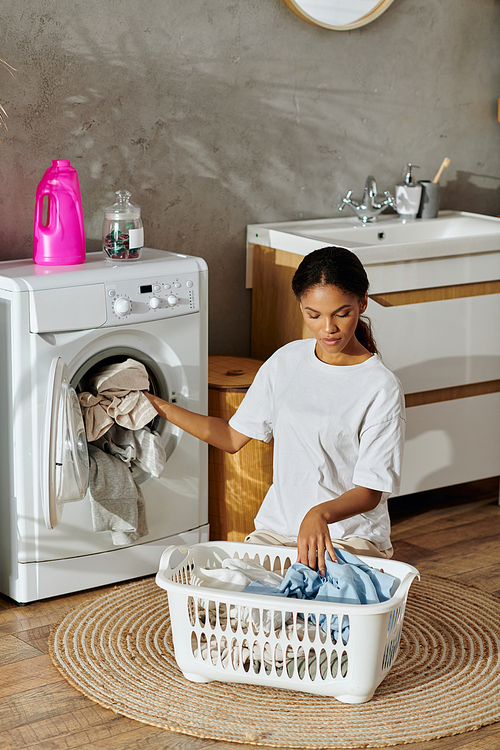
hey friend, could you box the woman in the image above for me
[145,247,405,575]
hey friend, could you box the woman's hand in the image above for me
[297,506,337,576]
[296,487,383,575]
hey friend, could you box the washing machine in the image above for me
[0,248,208,603]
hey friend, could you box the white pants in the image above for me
[244,529,393,559]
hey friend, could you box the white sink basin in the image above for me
[284,212,500,245]
[246,211,500,285]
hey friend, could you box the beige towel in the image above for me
[79,358,158,441]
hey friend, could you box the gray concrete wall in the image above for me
[1,0,499,355]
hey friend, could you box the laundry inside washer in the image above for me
[75,352,173,479]
[77,357,158,441]
[74,356,167,546]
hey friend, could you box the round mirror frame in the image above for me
[283,0,396,30]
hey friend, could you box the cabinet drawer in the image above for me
[401,392,500,495]
[369,293,500,392]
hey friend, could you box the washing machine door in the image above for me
[42,357,90,529]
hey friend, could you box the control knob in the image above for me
[167,294,178,307]
[149,296,161,309]
[114,297,131,316]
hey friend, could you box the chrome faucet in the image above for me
[338,175,396,223]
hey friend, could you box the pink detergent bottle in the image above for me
[33,159,86,265]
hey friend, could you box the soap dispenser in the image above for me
[395,163,422,221]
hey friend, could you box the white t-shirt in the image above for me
[229,339,406,551]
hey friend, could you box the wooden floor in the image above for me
[1,477,499,750]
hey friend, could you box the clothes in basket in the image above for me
[245,549,399,641]
[245,549,399,603]
[196,550,398,601]
[195,549,399,643]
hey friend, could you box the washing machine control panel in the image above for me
[105,271,200,324]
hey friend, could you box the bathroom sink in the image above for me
[246,211,500,285]
[281,212,500,245]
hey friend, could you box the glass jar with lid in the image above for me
[102,190,144,261]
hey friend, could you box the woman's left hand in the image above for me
[297,506,337,575]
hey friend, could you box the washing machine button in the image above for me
[114,297,131,316]
[186,280,194,288]
[167,294,178,307]
[149,296,161,309]
[153,284,162,293]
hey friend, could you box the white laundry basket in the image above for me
[156,541,419,704]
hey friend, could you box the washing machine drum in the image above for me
[42,357,90,529]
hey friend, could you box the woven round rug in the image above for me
[49,574,500,748]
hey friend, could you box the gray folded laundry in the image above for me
[87,444,148,545]
[92,423,166,478]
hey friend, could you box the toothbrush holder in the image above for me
[417,180,440,219]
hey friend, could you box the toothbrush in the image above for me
[432,157,450,184]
